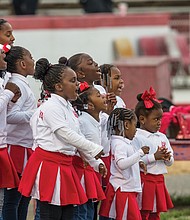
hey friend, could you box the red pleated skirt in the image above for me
[18,147,88,206]
[8,144,33,175]
[0,147,19,188]
[73,155,105,201]
[139,172,174,212]
[99,183,142,220]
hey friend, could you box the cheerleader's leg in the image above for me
[140,210,150,220]
[149,212,160,220]
[0,189,4,220]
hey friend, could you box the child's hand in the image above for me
[95,150,104,160]
[141,146,150,154]
[163,151,172,161]
[105,92,117,114]
[99,163,107,178]
[5,82,21,103]
[154,147,168,160]
[139,161,147,174]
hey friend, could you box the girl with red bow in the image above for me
[72,82,107,220]
[132,87,174,220]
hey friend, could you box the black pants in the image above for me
[39,201,74,220]
[12,0,38,15]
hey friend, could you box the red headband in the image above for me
[0,44,11,53]
[79,81,90,92]
[141,87,162,108]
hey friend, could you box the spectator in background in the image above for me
[80,0,113,13]
[12,0,38,15]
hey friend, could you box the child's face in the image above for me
[124,118,137,140]
[88,88,107,112]
[0,49,7,70]
[140,108,163,133]
[20,49,35,76]
[77,54,101,84]
[58,68,79,101]
[0,22,15,46]
[109,67,124,96]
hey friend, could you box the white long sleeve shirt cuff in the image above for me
[142,154,155,164]
[88,158,105,173]
[55,128,103,161]
[0,90,14,113]
[117,149,144,170]
[164,156,174,166]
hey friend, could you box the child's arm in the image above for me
[55,128,104,160]
[116,149,146,170]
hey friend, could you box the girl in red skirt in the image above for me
[72,82,107,220]
[99,108,149,220]
[18,58,104,220]
[3,46,36,220]
[133,87,174,220]
[99,63,126,191]
[0,43,20,218]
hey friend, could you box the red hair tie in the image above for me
[79,81,90,92]
[0,44,11,53]
[141,87,162,109]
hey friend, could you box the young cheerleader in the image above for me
[72,82,107,220]
[133,87,174,220]
[99,64,126,108]
[3,46,36,220]
[18,58,104,220]
[99,108,149,220]
[98,64,126,194]
[0,44,21,219]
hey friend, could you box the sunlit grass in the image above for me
[161,196,190,220]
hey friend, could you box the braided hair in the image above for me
[107,108,136,138]
[99,64,114,90]
[34,58,68,94]
[5,46,25,73]
[135,93,162,120]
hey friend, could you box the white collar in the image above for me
[11,73,30,85]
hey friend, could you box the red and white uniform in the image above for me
[7,73,36,175]
[99,135,144,220]
[18,94,103,206]
[132,128,174,212]
[73,111,105,201]
[0,73,19,188]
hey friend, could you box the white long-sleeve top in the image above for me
[132,128,174,175]
[78,111,104,172]
[30,94,103,161]
[0,73,14,148]
[109,135,144,192]
[7,74,36,147]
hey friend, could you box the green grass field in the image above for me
[161,208,190,220]
[161,196,190,220]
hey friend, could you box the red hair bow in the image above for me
[0,44,11,53]
[141,87,162,108]
[79,81,90,92]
